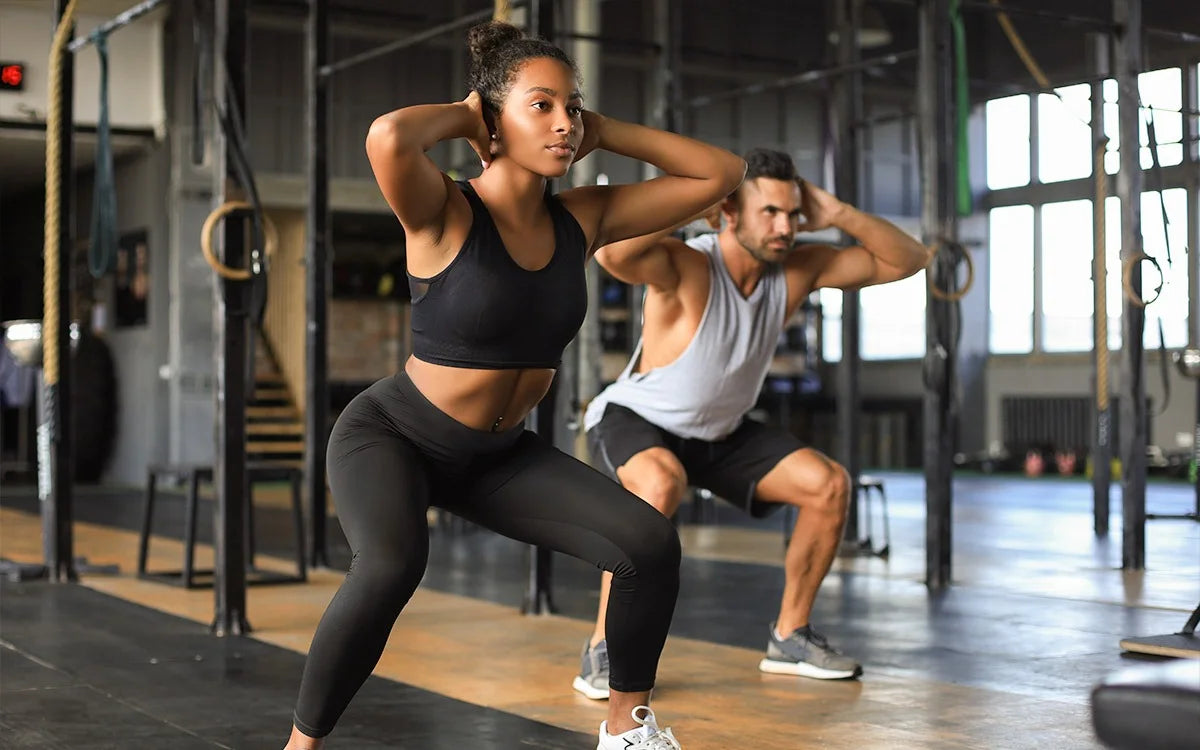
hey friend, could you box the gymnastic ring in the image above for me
[926,240,975,302]
[1120,252,1164,308]
[201,201,277,281]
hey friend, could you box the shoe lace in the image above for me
[629,706,681,750]
[804,627,830,649]
[802,626,845,656]
[636,730,681,750]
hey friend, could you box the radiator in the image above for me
[1001,396,1093,455]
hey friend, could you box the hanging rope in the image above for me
[988,0,1052,90]
[89,30,118,278]
[43,0,80,388]
[950,0,972,216]
[493,0,511,22]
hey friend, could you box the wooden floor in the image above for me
[2,473,1197,749]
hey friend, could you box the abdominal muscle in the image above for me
[404,356,555,432]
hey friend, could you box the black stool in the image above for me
[137,462,307,588]
[854,475,890,558]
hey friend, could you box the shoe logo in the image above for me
[623,740,636,748]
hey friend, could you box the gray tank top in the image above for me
[585,233,789,441]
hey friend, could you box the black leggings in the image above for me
[293,373,681,738]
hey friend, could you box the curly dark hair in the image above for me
[743,148,799,183]
[467,20,578,122]
[730,148,800,204]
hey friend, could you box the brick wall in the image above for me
[328,299,409,382]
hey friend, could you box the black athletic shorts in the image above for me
[587,403,806,518]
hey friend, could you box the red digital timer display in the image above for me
[1,63,25,91]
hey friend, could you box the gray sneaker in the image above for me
[759,623,862,679]
[572,638,610,700]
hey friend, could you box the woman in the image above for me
[284,20,744,750]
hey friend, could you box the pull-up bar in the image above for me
[67,0,167,53]
[319,0,530,79]
[685,49,918,110]
[877,0,1200,45]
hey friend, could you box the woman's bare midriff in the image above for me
[404,356,556,432]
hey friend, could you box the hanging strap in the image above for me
[88,30,118,278]
[950,0,971,216]
[1143,106,1175,268]
[1143,104,1176,416]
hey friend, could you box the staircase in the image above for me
[250,343,304,468]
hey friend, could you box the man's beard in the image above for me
[735,227,788,265]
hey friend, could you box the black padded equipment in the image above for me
[1091,659,1200,750]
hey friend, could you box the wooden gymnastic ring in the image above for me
[201,201,277,281]
[1120,252,1164,308]
[927,240,975,302]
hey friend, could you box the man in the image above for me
[573,148,931,700]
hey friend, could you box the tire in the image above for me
[71,331,117,482]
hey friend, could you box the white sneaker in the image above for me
[597,705,682,750]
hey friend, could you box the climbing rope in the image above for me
[43,0,79,387]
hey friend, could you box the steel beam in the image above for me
[67,0,167,53]
[1090,33,1113,535]
[1114,0,1146,571]
[304,0,331,569]
[918,0,957,588]
[833,0,865,544]
[685,50,917,111]
[1184,60,1199,517]
[319,2,527,78]
[211,0,251,636]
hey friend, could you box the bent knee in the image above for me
[619,457,687,515]
[348,547,428,599]
[794,462,850,519]
[820,465,851,517]
[614,511,681,580]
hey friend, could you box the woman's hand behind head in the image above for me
[462,91,495,169]
[572,110,605,164]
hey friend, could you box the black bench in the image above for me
[1091,657,1200,749]
[137,462,307,588]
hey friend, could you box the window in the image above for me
[820,288,842,362]
[1038,83,1092,183]
[1103,79,1120,174]
[982,67,1192,358]
[1041,200,1096,352]
[1138,68,1183,169]
[819,277,931,362]
[1100,68,1183,173]
[1039,199,1123,352]
[986,95,1031,189]
[988,205,1034,353]
[860,270,927,360]
[1140,189,1189,349]
[1103,197,1123,351]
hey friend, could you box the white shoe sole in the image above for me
[758,657,860,680]
[572,675,610,700]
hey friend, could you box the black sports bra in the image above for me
[407,181,588,369]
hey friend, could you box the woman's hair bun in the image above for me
[468,21,523,62]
